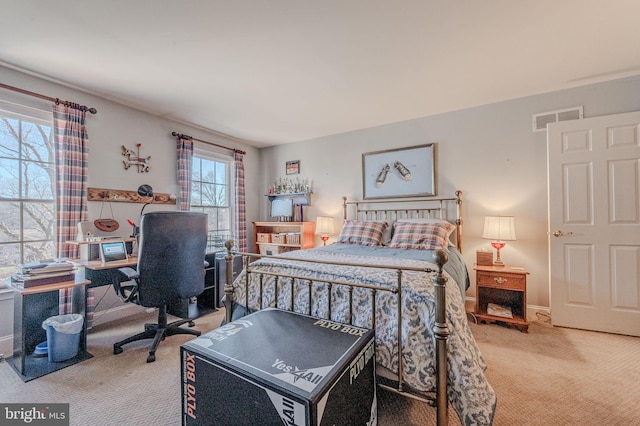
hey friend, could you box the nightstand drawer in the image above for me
[477,272,525,291]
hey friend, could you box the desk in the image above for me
[66,237,136,261]
[7,278,92,382]
[76,253,220,319]
[77,257,138,288]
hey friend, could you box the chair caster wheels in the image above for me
[147,353,156,363]
[113,345,123,355]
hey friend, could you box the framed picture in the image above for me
[286,160,300,175]
[362,143,436,199]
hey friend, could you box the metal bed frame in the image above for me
[223,191,463,426]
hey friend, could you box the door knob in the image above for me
[552,230,574,237]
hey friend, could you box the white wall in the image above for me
[259,75,640,309]
[1,65,261,246]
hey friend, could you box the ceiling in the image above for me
[2,1,639,148]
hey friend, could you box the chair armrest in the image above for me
[118,267,139,280]
[115,267,139,303]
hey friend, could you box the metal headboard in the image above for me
[342,190,463,252]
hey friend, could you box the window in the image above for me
[0,101,55,281]
[190,146,234,249]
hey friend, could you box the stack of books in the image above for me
[12,260,76,288]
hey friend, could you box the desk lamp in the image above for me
[138,184,154,216]
[315,216,335,246]
[133,184,153,237]
[482,216,516,266]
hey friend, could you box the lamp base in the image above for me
[491,241,506,266]
[321,236,329,246]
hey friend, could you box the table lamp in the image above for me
[132,184,153,237]
[138,184,154,216]
[315,216,335,246]
[482,216,516,266]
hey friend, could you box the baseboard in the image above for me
[89,304,145,328]
[465,298,475,313]
[527,304,552,325]
[0,335,12,359]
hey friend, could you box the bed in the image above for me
[221,192,496,425]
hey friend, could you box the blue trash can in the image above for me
[42,314,84,362]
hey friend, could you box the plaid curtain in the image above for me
[53,104,90,315]
[176,136,193,210]
[234,151,247,252]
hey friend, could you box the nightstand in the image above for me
[474,264,529,333]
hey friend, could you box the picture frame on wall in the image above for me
[362,143,436,199]
[286,160,300,175]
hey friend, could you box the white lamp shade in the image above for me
[482,216,516,241]
[315,216,335,235]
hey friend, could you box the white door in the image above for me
[548,111,640,336]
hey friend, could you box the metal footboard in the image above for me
[222,241,450,425]
[224,241,450,425]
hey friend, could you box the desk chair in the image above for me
[113,211,207,363]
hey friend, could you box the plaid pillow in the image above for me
[395,218,456,245]
[388,221,455,250]
[337,220,389,246]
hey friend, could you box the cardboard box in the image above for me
[181,309,377,426]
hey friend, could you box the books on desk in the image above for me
[13,260,76,288]
[12,271,76,288]
[18,260,74,274]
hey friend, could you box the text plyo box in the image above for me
[181,308,376,425]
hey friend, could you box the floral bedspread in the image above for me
[230,248,496,424]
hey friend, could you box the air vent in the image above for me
[532,106,583,132]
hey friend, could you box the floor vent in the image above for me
[532,106,583,132]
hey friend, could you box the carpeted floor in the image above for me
[0,308,638,425]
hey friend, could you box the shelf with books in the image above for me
[253,222,315,254]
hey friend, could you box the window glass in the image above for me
[190,147,234,250]
[0,102,55,281]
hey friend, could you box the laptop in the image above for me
[99,241,128,263]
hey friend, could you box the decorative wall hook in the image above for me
[122,143,151,173]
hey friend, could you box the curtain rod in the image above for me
[0,82,97,114]
[171,131,246,155]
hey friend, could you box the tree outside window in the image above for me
[190,153,234,249]
[0,105,55,281]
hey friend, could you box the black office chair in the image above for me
[113,211,207,363]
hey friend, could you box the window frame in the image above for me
[189,143,235,248]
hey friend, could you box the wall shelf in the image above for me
[88,187,176,205]
[265,192,312,206]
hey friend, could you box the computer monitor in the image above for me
[270,198,293,218]
[99,241,128,263]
